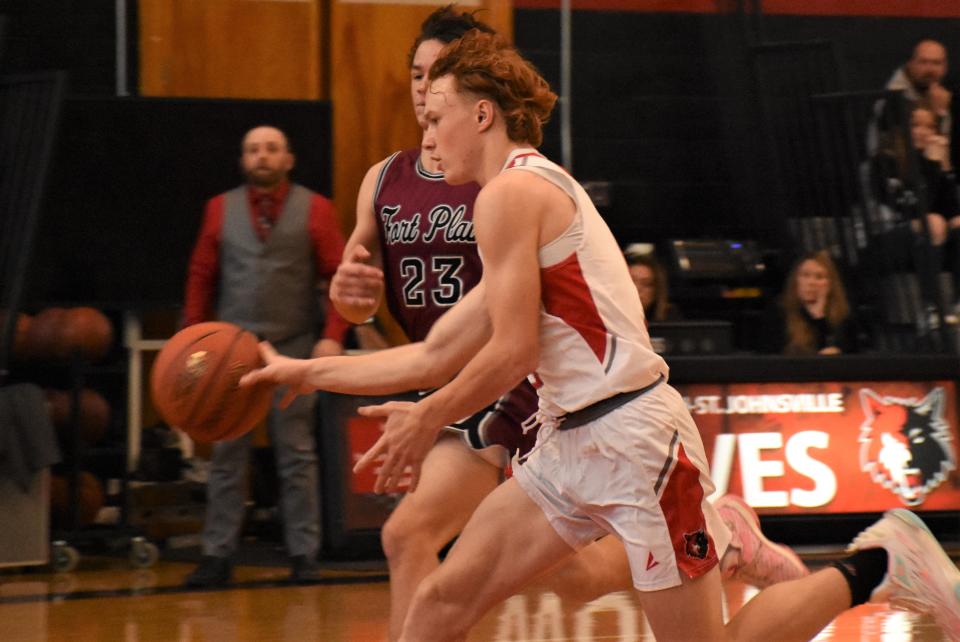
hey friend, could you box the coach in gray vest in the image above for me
[182,125,349,586]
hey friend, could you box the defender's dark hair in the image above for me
[407,4,495,69]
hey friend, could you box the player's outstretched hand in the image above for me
[330,244,385,310]
[353,400,438,494]
[239,342,314,409]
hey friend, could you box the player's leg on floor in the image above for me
[382,433,500,641]
[725,567,850,641]
[634,565,727,641]
[636,564,848,642]
[536,535,632,602]
[726,508,960,641]
[400,478,578,642]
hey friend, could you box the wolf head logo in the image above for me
[859,388,956,506]
[683,529,709,560]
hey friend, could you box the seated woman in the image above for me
[760,250,860,355]
[872,106,960,318]
[625,250,682,323]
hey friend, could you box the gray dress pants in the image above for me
[201,332,320,558]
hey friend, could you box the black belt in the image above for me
[557,374,665,431]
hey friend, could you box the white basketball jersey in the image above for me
[501,149,668,417]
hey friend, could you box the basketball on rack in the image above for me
[46,388,111,446]
[0,310,31,361]
[22,307,68,361]
[59,307,114,362]
[50,471,104,528]
[149,322,274,443]
[13,312,32,361]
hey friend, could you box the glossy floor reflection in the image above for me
[0,558,952,641]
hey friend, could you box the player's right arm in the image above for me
[241,283,491,402]
[330,159,388,323]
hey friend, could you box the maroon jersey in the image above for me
[374,148,539,459]
[374,148,483,342]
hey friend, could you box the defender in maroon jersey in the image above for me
[373,147,482,343]
[326,8,537,640]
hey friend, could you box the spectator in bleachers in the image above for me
[624,246,682,323]
[873,106,960,320]
[886,39,952,155]
[760,250,860,355]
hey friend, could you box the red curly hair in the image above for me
[428,30,557,147]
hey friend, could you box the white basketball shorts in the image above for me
[513,382,731,591]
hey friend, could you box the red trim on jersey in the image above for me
[540,252,608,363]
[506,152,545,169]
[659,443,719,579]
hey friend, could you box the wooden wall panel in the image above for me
[139,0,324,99]
[330,1,513,231]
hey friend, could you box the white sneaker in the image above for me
[848,508,960,639]
[714,494,809,588]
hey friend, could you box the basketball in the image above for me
[149,322,274,443]
[0,310,31,361]
[59,307,114,362]
[46,388,111,445]
[23,307,68,361]
[13,312,31,361]
[50,471,105,528]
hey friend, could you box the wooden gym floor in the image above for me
[0,554,954,641]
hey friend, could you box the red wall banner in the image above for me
[675,380,960,514]
[345,381,960,516]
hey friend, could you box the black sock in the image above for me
[831,548,888,607]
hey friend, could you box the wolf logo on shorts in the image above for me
[684,529,710,561]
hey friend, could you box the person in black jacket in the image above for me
[873,106,960,319]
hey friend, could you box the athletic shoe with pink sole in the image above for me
[848,508,960,640]
[714,493,809,588]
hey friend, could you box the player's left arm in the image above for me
[357,172,553,491]
[240,284,491,404]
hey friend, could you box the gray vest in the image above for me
[216,184,319,343]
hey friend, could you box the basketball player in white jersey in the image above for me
[326,4,804,630]
[244,31,960,642]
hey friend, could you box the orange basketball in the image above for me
[13,312,32,361]
[60,307,114,362]
[23,307,68,361]
[50,471,104,528]
[149,322,274,442]
[45,388,111,445]
[0,311,31,361]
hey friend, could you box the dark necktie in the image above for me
[256,195,274,240]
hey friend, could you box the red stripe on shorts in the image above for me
[659,443,719,579]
